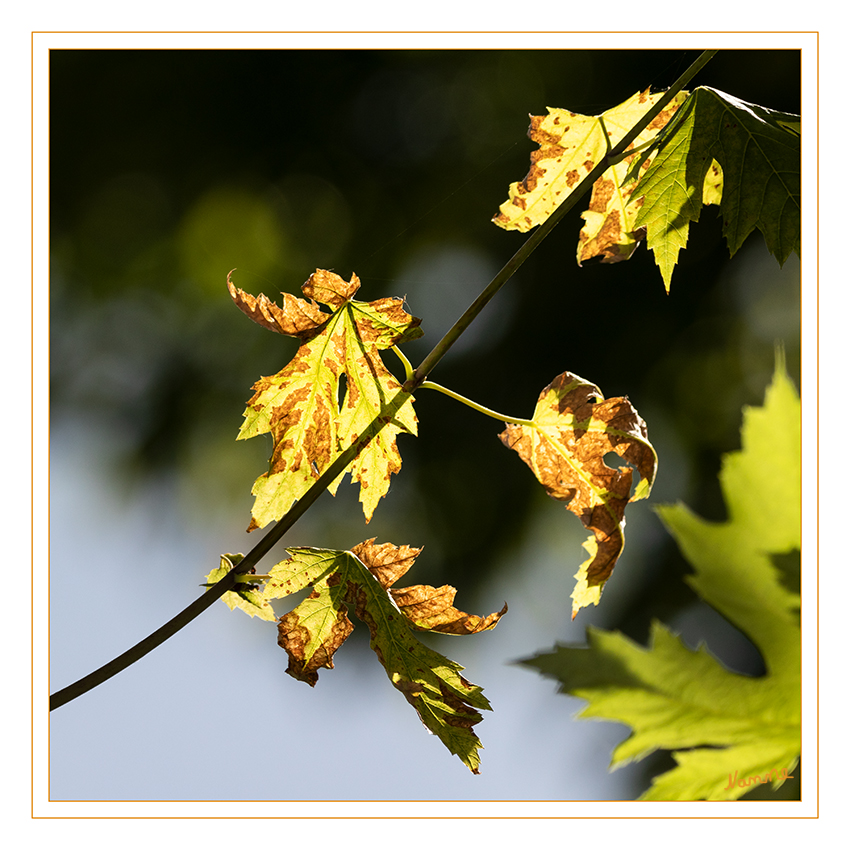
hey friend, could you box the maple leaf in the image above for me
[630,87,801,289]
[500,372,656,619]
[229,270,423,530]
[492,89,688,263]
[520,357,800,800]
[263,539,507,773]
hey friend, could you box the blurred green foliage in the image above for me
[50,48,800,671]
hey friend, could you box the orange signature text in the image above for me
[724,767,794,792]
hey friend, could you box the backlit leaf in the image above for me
[204,554,277,622]
[500,372,656,618]
[631,87,800,289]
[264,540,506,773]
[492,89,688,255]
[576,94,691,265]
[230,269,423,530]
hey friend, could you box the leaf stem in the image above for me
[606,136,655,167]
[420,381,534,427]
[49,49,717,711]
[391,345,414,383]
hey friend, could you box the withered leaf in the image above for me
[227,269,327,338]
[264,540,506,773]
[230,269,423,530]
[500,372,656,619]
[387,584,507,635]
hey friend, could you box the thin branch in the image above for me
[50,577,239,710]
[49,50,717,711]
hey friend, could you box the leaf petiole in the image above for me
[391,345,415,383]
[605,135,657,168]
[420,380,534,427]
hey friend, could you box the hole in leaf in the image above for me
[337,373,348,413]
[603,451,621,468]
[604,451,642,500]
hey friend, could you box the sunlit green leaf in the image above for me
[631,87,800,289]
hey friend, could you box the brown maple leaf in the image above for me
[500,372,656,618]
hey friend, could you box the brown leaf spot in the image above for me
[588,178,615,214]
[521,160,547,194]
[277,607,354,687]
[648,93,686,131]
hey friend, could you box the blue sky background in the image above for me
[49,413,655,801]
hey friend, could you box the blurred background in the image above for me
[49,47,800,801]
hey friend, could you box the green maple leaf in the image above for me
[631,87,800,290]
[520,356,800,800]
[500,372,657,619]
[229,269,422,530]
[263,539,506,774]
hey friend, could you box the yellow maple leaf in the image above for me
[493,89,688,266]
[229,269,423,530]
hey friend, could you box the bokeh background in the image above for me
[49,47,801,801]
